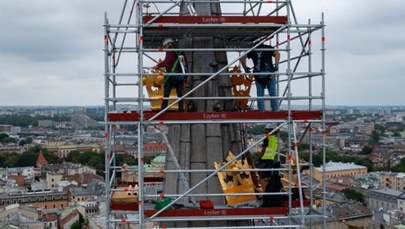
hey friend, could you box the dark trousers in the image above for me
[161,77,184,112]
[259,159,274,179]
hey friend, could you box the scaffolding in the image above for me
[103,0,326,228]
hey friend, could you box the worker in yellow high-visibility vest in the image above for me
[258,123,278,179]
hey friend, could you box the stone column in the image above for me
[162,1,248,228]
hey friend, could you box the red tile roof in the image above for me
[143,142,166,150]
[59,210,79,226]
[42,213,58,222]
[36,151,48,167]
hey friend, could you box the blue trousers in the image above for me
[255,75,279,111]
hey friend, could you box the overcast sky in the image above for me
[0,0,404,106]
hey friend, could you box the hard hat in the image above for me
[163,38,174,46]
[265,123,275,130]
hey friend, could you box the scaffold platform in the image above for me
[108,110,323,122]
[103,0,327,228]
[139,15,288,48]
[111,200,311,218]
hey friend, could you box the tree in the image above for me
[361,145,373,155]
[66,151,81,163]
[69,220,80,229]
[374,123,385,133]
[65,151,105,175]
[17,151,38,167]
[26,137,33,144]
[19,139,28,146]
[298,143,313,151]
[393,132,401,137]
[343,189,365,205]
[0,133,9,141]
[70,211,87,229]
[371,130,380,144]
[18,137,34,146]
[43,151,61,164]
[117,154,136,166]
[391,158,405,173]
[1,136,17,144]
[300,152,323,167]
[0,152,20,167]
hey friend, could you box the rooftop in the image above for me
[36,151,48,166]
[371,188,404,197]
[315,161,366,172]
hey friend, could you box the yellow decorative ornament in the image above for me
[214,151,258,205]
[230,66,254,110]
[143,62,182,111]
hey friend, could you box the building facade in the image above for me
[312,161,368,182]
[368,189,404,212]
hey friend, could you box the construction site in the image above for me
[103,0,326,228]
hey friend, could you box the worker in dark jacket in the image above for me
[240,44,280,111]
[153,38,188,112]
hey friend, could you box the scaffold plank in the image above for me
[111,199,310,216]
[107,110,322,122]
[141,15,287,48]
[110,204,288,216]
[143,15,288,24]
[144,207,288,217]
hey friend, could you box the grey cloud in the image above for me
[0,0,404,106]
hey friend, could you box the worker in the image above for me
[258,123,278,179]
[240,43,280,111]
[152,38,188,112]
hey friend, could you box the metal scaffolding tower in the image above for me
[103,0,326,228]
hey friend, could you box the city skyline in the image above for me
[1,0,405,106]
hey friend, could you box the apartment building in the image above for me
[378,172,405,190]
[368,188,404,212]
[312,161,367,182]
[0,190,69,210]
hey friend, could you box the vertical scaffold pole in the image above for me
[103,13,111,229]
[136,1,146,228]
[292,122,305,225]
[321,12,327,229]
[285,0,293,226]
[307,18,314,228]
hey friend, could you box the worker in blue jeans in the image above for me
[240,44,280,111]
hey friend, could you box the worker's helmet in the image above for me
[163,37,174,46]
[265,123,275,130]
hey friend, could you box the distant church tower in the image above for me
[36,151,48,168]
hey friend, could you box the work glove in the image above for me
[243,65,252,73]
[273,64,279,72]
